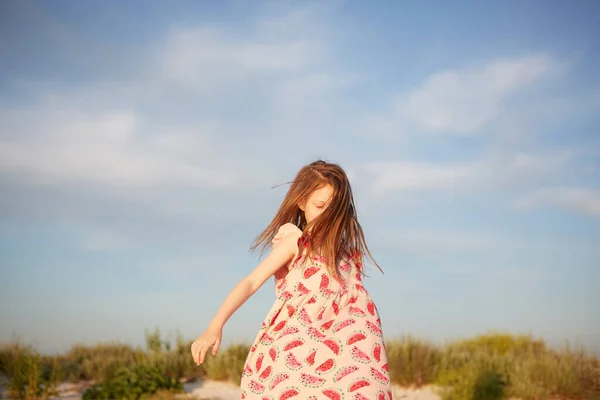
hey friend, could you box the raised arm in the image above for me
[191,232,299,365]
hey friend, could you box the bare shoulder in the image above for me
[277,223,302,236]
[272,223,303,251]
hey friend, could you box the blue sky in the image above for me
[1,0,599,355]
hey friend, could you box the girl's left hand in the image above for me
[191,328,222,365]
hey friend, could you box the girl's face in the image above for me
[300,184,334,225]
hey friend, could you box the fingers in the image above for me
[191,336,221,364]
[190,341,198,364]
[191,340,205,365]
[212,337,221,356]
[199,342,210,364]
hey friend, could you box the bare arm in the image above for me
[192,234,298,364]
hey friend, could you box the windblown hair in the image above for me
[251,160,383,278]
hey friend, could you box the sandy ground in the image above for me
[2,378,443,400]
[61,379,442,400]
[187,380,443,400]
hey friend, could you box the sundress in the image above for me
[239,223,392,399]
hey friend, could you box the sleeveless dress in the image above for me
[239,223,392,399]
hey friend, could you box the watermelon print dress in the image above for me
[240,223,392,400]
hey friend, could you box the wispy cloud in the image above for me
[160,26,323,92]
[359,151,575,196]
[400,54,554,134]
[518,187,600,218]
[0,109,249,189]
[360,54,558,138]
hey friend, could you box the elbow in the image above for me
[245,277,260,295]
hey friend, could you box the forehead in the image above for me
[309,184,333,202]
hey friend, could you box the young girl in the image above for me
[191,160,392,399]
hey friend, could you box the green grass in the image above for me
[1,330,598,400]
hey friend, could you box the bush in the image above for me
[435,332,600,400]
[435,349,511,400]
[449,332,546,356]
[67,341,145,382]
[202,343,250,383]
[2,329,599,400]
[473,370,506,400]
[385,335,441,387]
[82,364,183,400]
[0,340,63,400]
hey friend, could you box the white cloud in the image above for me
[360,151,573,196]
[518,187,600,218]
[401,54,552,134]
[0,4,345,194]
[380,229,489,254]
[0,109,248,189]
[160,26,322,92]
[362,54,555,137]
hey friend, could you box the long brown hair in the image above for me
[251,160,383,278]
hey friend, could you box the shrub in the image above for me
[0,340,63,400]
[202,343,250,383]
[473,370,506,400]
[435,349,511,400]
[81,364,183,400]
[385,335,441,387]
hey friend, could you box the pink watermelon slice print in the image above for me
[348,331,367,345]
[273,320,287,332]
[259,365,272,381]
[298,307,312,326]
[260,332,274,345]
[315,358,336,374]
[248,379,265,394]
[350,346,371,363]
[279,326,300,339]
[366,300,376,316]
[280,291,292,300]
[285,352,302,370]
[303,266,319,279]
[297,282,310,294]
[321,320,334,330]
[349,306,366,317]
[348,378,371,393]
[333,365,359,382]
[323,338,342,356]
[269,373,289,390]
[284,338,304,351]
[305,349,317,366]
[333,318,355,332]
[366,320,383,336]
[370,366,390,384]
[317,307,326,321]
[322,388,343,400]
[307,326,327,341]
[286,305,296,317]
[255,353,264,371]
[278,387,300,400]
[372,343,382,362]
[269,346,279,362]
[300,373,326,387]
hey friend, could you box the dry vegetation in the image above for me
[0,330,598,400]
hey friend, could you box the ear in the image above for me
[298,199,306,211]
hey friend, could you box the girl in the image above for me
[191,160,392,399]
